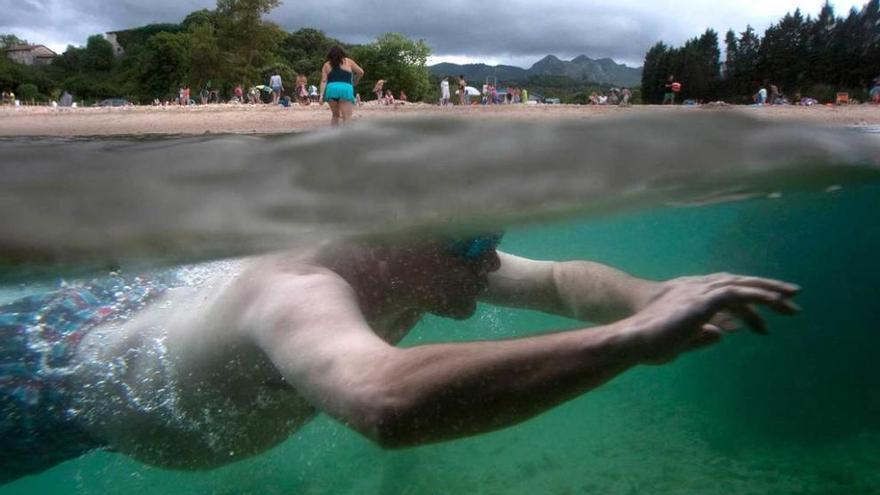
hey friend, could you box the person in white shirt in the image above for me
[440,77,451,106]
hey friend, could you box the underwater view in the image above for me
[1,115,879,494]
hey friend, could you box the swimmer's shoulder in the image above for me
[238,250,357,301]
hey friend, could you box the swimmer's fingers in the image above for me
[706,286,802,318]
[686,324,725,352]
[730,304,768,335]
[710,312,740,332]
[705,274,800,296]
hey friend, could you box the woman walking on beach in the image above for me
[319,46,364,127]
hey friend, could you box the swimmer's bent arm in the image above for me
[482,252,659,323]
[250,270,797,449]
[251,272,644,448]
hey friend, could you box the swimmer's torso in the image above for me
[72,253,420,469]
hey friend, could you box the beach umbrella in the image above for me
[465,86,481,96]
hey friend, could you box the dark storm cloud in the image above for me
[1,0,852,67]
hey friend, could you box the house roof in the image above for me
[4,44,57,57]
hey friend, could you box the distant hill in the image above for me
[430,55,642,87]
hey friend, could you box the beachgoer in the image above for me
[0,232,800,483]
[440,77,451,106]
[296,74,309,105]
[248,86,260,105]
[309,84,319,103]
[233,85,243,103]
[384,89,395,105]
[662,76,676,105]
[373,79,386,102]
[319,45,364,126]
[269,72,283,104]
[458,75,467,105]
[621,88,632,106]
[754,86,768,105]
[399,90,407,103]
[769,84,780,105]
[870,76,880,104]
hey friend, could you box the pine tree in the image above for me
[641,42,669,103]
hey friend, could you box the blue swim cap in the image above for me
[446,232,504,260]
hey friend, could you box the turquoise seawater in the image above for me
[2,179,878,494]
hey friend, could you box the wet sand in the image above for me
[0,102,878,136]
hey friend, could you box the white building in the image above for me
[104,32,125,57]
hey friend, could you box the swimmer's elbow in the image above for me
[356,395,419,450]
[349,383,426,450]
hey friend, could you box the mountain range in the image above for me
[429,55,643,88]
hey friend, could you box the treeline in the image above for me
[0,0,432,103]
[519,75,623,104]
[642,0,880,104]
[424,72,635,104]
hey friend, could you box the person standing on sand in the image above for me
[269,72,283,104]
[296,74,309,105]
[662,76,676,105]
[319,45,364,127]
[373,79,386,102]
[458,75,467,105]
[440,77,451,106]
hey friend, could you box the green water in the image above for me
[3,182,879,494]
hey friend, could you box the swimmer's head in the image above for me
[423,231,504,319]
[445,232,504,261]
[346,231,503,319]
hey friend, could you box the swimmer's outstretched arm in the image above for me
[253,270,798,449]
[482,252,659,323]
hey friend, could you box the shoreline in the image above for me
[1,102,878,137]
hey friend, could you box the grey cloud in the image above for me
[0,0,811,67]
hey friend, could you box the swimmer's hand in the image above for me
[623,273,801,365]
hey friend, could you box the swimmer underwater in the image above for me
[0,232,800,483]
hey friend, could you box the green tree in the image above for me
[0,55,23,91]
[677,29,721,101]
[732,26,761,97]
[132,31,190,100]
[757,10,809,94]
[185,22,224,90]
[216,0,284,84]
[806,2,837,86]
[16,82,39,101]
[182,9,218,30]
[281,28,344,84]
[352,33,431,101]
[81,35,116,73]
[641,42,669,103]
[0,34,27,48]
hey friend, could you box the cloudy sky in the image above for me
[2,0,867,67]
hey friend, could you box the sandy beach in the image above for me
[0,102,878,137]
